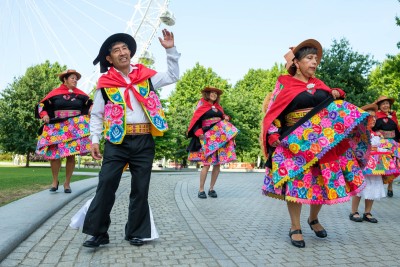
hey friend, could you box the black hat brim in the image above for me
[93,33,137,73]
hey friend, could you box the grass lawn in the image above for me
[0,166,99,207]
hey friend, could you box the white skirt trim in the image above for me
[357,175,386,200]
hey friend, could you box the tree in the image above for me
[0,61,65,166]
[163,63,230,165]
[224,64,285,162]
[368,53,400,111]
[317,38,378,106]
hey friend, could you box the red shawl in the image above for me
[376,110,399,127]
[376,110,400,130]
[97,64,156,110]
[39,84,88,103]
[261,75,343,157]
[187,98,224,135]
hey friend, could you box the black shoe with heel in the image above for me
[49,181,59,192]
[289,229,305,248]
[64,188,72,193]
[308,218,327,238]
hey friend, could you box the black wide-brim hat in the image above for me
[93,33,137,73]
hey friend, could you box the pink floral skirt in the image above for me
[263,100,370,205]
[36,115,91,160]
[188,120,238,166]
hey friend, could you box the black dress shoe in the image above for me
[127,237,144,246]
[349,212,363,222]
[208,190,218,198]
[363,212,378,223]
[49,181,59,192]
[83,233,109,247]
[387,190,393,197]
[308,218,327,238]
[289,229,305,248]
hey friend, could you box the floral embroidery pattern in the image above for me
[136,81,167,132]
[188,121,239,165]
[36,115,91,159]
[188,140,237,165]
[104,87,126,144]
[272,100,369,188]
[364,151,400,176]
[201,121,239,157]
[262,100,370,205]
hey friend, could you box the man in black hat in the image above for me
[82,29,180,247]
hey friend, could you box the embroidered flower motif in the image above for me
[289,143,300,154]
[149,91,161,107]
[333,122,345,134]
[318,137,329,148]
[110,104,124,120]
[145,97,157,111]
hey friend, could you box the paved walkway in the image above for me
[1,171,400,266]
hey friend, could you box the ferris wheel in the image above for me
[79,0,176,93]
[0,0,175,93]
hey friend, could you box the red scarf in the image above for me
[97,64,156,110]
[187,98,224,134]
[376,110,400,131]
[376,110,399,125]
[39,84,88,103]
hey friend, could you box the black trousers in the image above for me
[82,134,155,239]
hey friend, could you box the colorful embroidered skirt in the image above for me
[376,138,400,184]
[36,115,91,160]
[188,120,238,165]
[364,151,400,176]
[262,100,370,205]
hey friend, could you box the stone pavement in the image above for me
[1,171,400,267]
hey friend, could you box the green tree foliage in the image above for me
[224,64,285,162]
[368,53,400,111]
[162,63,230,164]
[317,38,378,106]
[0,61,65,166]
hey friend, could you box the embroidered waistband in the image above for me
[126,123,151,135]
[54,110,81,118]
[202,117,222,127]
[285,108,312,126]
[379,130,395,139]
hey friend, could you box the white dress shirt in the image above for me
[90,47,180,144]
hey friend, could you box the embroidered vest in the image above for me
[103,79,168,144]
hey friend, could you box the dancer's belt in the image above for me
[54,110,81,118]
[202,117,221,127]
[285,108,312,126]
[126,123,151,135]
[380,130,395,139]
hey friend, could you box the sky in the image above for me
[0,0,399,99]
